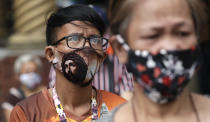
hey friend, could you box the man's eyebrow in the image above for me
[68,33,83,36]
[89,34,101,38]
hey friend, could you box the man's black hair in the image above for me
[46,4,105,45]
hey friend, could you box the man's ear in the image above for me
[45,46,55,63]
[109,36,128,64]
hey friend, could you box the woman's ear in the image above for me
[45,46,55,63]
[109,36,128,64]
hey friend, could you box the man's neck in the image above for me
[55,70,93,115]
[133,83,193,121]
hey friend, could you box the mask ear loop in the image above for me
[51,47,67,71]
[93,56,102,77]
[51,57,59,69]
[86,50,104,87]
[116,34,130,51]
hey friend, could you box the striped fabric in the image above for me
[92,55,133,95]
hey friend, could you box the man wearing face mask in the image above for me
[2,54,44,122]
[9,4,126,122]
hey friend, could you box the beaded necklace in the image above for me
[52,87,98,122]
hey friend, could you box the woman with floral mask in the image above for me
[97,0,210,122]
[1,54,44,122]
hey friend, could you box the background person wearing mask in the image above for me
[9,4,126,122]
[1,54,44,122]
[98,0,210,121]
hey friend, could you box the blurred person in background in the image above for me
[56,0,88,8]
[9,4,126,122]
[97,0,210,121]
[1,54,44,122]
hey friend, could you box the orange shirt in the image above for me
[9,88,126,122]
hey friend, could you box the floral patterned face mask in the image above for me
[116,35,199,104]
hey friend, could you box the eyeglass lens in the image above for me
[67,35,107,50]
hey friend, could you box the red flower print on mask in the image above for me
[154,67,161,78]
[142,74,152,86]
[163,76,171,87]
[137,64,146,72]
[178,76,185,85]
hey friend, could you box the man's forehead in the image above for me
[55,20,100,40]
[69,21,94,30]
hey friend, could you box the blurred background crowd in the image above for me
[0,0,209,121]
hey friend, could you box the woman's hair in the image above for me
[108,0,207,40]
[14,54,42,74]
[108,0,135,39]
[187,0,208,40]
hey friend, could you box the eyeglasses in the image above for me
[52,34,108,51]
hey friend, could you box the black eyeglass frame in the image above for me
[51,35,109,51]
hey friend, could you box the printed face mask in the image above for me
[52,47,103,87]
[116,35,199,104]
[20,72,42,89]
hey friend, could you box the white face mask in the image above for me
[85,58,99,81]
[20,72,42,89]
